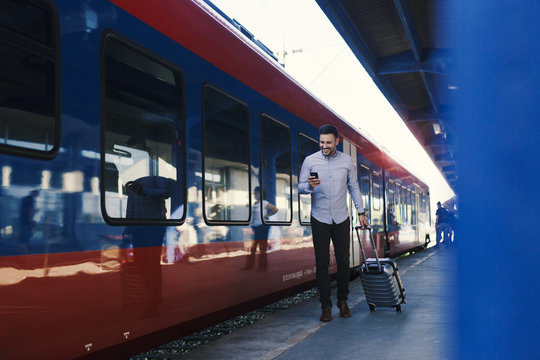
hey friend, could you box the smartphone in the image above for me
[310,171,319,179]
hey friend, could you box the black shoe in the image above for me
[320,306,333,322]
[337,301,351,318]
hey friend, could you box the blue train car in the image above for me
[0,0,431,358]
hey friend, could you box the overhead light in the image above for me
[448,85,458,90]
[432,122,442,135]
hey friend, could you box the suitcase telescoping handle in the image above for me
[354,226,382,272]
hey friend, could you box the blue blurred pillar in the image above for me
[454,1,540,359]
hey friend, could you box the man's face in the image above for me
[320,133,338,157]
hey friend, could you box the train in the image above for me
[0,0,432,359]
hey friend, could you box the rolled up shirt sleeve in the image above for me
[298,157,314,194]
[347,159,364,214]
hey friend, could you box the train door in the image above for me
[413,186,419,246]
[371,169,384,236]
[385,178,398,254]
[342,139,360,268]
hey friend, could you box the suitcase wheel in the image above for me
[396,304,403,313]
[369,304,376,312]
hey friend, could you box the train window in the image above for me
[401,187,406,224]
[419,190,426,219]
[372,171,382,211]
[387,179,398,231]
[388,180,395,207]
[0,0,59,157]
[394,182,401,224]
[411,189,417,226]
[406,188,412,224]
[102,34,185,223]
[260,115,291,223]
[297,133,319,225]
[358,164,370,213]
[202,85,250,224]
[422,191,429,218]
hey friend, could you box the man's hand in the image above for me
[359,213,369,228]
[308,175,321,188]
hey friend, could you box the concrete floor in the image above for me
[174,247,456,360]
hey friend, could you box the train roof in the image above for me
[111,0,424,180]
[316,0,456,190]
[382,151,429,191]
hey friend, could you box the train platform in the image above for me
[171,246,456,360]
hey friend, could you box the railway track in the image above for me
[130,288,318,359]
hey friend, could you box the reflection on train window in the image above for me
[394,182,401,224]
[202,85,250,223]
[406,188,412,225]
[260,114,291,223]
[297,133,319,225]
[387,179,395,208]
[358,164,370,213]
[407,188,414,226]
[102,35,184,222]
[372,171,381,211]
[387,179,398,232]
[419,190,428,224]
[411,188,420,225]
[400,185,407,224]
[0,0,58,156]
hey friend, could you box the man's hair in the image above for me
[319,124,338,139]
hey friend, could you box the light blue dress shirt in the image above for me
[298,150,364,225]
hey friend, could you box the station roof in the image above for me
[316,0,457,190]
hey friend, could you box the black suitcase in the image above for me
[355,226,406,312]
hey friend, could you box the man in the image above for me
[435,201,451,248]
[242,186,278,271]
[123,135,173,317]
[299,124,369,322]
[18,190,39,253]
[443,197,458,246]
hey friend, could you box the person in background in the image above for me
[18,189,39,255]
[443,197,458,247]
[123,135,173,318]
[299,124,369,322]
[242,186,278,271]
[435,201,452,248]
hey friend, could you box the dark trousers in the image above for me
[311,216,350,308]
[244,226,270,270]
